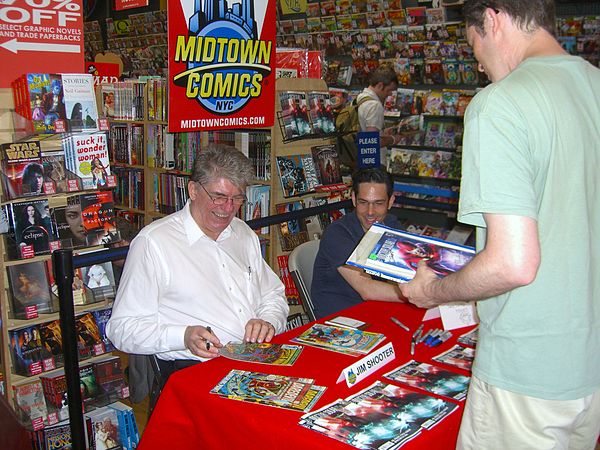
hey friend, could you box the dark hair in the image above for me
[190,144,254,188]
[22,162,44,193]
[21,203,42,224]
[368,65,398,88]
[463,0,556,36]
[352,167,394,198]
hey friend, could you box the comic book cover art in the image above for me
[211,369,325,412]
[26,74,52,134]
[276,155,314,197]
[13,380,48,424]
[7,260,54,319]
[306,91,336,135]
[63,132,111,190]
[245,184,270,235]
[457,327,478,348]
[279,91,313,140]
[61,73,98,132]
[92,308,116,352]
[93,355,126,400]
[432,345,476,372]
[275,201,309,252]
[218,342,303,366]
[43,419,72,450]
[80,191,119,246]
[347,224,475,283]
[384,360,471,401]
[345,381,459,431]
[1,140,44,199]
[75,312,103,358]
[311,144,342,186]
[291,323,385,356]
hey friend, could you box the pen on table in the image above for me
[425,329,442,346]
[205,326,213,351]
[412,324,424,343]
[432,331,453,347]
[417,329,432,345]
[410,337,415,356]
[390,316,410,332]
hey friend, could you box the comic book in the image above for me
[384,360,470,401]
[276,155,316,197]
[457,327,478,348]
[39,319,65,368]
[1,140,44,199]
[310,144,342,186]
[279,91,313,140]
[92,308,116,352]
[6,197,55,258]
[306,91,336,135]
[432,345,476,372]
[291,323,386,356]
[245,184,270,235]
[300,381,457,448]
[75,312,104,358]
[346,223,475,283]
[93,355,126,401]
[210,369,325,412]
[218,342,303,366]
[9,325,47,376]
[275,201,309,252]
[26,74,52,134]
[43,419,72,450]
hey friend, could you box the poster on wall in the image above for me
[0,0,85,88]
[167,0,276,132]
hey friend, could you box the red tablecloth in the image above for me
[139,301,475,450]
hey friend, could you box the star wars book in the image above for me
[291,323,386,356]
[211,369,325,412]
[384,360,470,401]
[7,260,54,319]
[218,342,303,366]
[346,223,475,283]
[1,140,44,199]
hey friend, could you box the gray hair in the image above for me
[190,144,254,188]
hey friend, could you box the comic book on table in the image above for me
[384,360,470,401]
[299,381,459,449]
[457,327,478,348]
[291,323,385,356]
[432,344,476,372]
[210,369,325,412]
[218,342,303,366]
[346,223,475,283]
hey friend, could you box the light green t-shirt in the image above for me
[458,55,600,400]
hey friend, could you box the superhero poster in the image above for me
[168,0,276,132]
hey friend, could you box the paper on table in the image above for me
[423,303,478,330]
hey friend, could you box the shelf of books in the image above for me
[272,77,352,317]
[0,75,137,446]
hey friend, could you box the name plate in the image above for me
[337,342,395,387]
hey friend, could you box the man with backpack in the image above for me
[336,65,400,172]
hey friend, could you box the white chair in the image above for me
[288,240,320,323]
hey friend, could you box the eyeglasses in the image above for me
[198,182,247,206]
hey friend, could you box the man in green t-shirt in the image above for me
[399,1,600,449]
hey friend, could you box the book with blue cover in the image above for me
[346,223,475,283]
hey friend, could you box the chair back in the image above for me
[288,240,320,322]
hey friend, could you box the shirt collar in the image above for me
[182,200,233,245]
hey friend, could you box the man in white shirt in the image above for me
[106,145,289,380]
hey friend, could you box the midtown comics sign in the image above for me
[0,0,84,88]
[167,0,276,132]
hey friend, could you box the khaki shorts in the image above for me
[457,375,600,450]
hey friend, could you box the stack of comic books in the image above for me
[291,323,385,356]
[210,369,326,412]
[346,223,475,283]
[299,381,459,449]
[432,345,475,372]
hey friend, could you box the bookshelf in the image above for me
[0,87,130,431]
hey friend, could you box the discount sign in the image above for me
[0,0,84,87]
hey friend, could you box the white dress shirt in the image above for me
[106,201,289,361]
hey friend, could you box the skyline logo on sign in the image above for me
[172,0,272,116]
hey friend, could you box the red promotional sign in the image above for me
[114,0,149,11]
[167,0,276,132]
[85,61,121,85]
[0,0,84,88]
